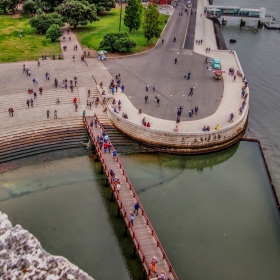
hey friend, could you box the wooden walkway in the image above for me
[84,116,179,280]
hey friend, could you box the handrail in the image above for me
[83,116,179,280]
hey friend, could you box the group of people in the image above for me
[61,76,77,90]
[145,84,156,92]
[188,106,199,117]
[46,109,58,119]
[8,108,14,117]
[142,117,151,127]
[23,64,31,76]
[195,39,203,45]
[202,125,211,131]
[240,80,248,114]
[205,47,211,53]
[122,112,128,119]
[109,74,124,94]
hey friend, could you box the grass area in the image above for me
[0,15,61,62]
[75,7,169,53]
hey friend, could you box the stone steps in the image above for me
[0,88,80,113]
[0,118,87,163]
[84,87,113,109]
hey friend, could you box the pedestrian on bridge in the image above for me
[130,212,134,226]
[112,149,117,161]
[134,202,140,215]
[150,257,157,273]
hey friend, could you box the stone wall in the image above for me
[107,107,248,154]
[0,212,94,280]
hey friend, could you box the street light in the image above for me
[119,0,123,32]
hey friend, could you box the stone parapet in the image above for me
[107,106,248,154]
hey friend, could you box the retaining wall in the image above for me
[107,107,248,154]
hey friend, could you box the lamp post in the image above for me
[119,0,123,32]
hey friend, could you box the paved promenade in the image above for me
[102,0,247,133]
[0,0,247,138]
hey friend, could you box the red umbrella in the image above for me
[212,70,225,74]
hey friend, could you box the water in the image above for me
[120,141,280,279]
[0,150,143,280]
[1,1,280,278]
[217,0,280,195]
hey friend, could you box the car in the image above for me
[213,58,221,70]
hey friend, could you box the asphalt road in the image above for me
[103,0,223,122]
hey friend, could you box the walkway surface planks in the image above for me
[84,116,179,280]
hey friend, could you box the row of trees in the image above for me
[99,3,161,52]
[0,0,114,13]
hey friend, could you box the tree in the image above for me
[46,24,63,41]
[88,0,115,14]
[29,12,63,33]
[0,0,20,13]
[56,0,99,29]
[99,32,136,52]
[124,0,141,33]
[22,0,41,16]
[114,37,136,52]
[143,3,161,44]
[42,0,63,10]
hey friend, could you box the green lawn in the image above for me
[75,7,169,53]
[0,15,61,62]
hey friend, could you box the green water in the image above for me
[119,142,280,280]
[0,150,143,280]
[0,142,280,279]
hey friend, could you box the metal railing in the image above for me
[83,116,179,280]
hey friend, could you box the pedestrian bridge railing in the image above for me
[84,116,179,280]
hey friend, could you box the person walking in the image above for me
[54,110,57,119]
[187,71,191,80]
[150,257,157,273]
[130,212,134,227]
[145,95,148,103]
[112,149,117,160]
[10,108,14,117]
[156,97,160,106]
[146,84,149,92]
[153,84,156,91]
[46,110,50,118]
[94,118,98,128]
[194,106,199,115]
[232,75,236,82]
[121,85,124,93]
[175,58,177,64]
[134,202,140,215]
